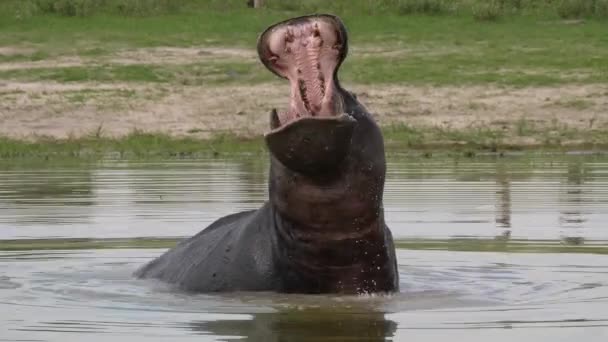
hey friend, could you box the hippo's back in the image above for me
[135,203,278,292]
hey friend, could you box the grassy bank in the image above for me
[4,0,608,20]
[1,0,606,156]
[3,123,608,160]
[0,132,264,159]
[0,9,606,86]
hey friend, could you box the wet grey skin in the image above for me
[134,14,400,294]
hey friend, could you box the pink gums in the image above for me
[263,19,343,126]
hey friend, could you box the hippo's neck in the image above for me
[268,164,395,294]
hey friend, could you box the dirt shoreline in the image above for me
[1,81,606,142]
[1,46,607,144]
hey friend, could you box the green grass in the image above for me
[0,62,275,85]
[2,34,607,87]
[2,1,607,51]
[0,50,49,62]
[2,123,608,160]
[0,15,605,86]
[0,7,274,49]
[0,131,266,159]
[5,0,608,19]
[382,123,608,152]
[0,64,169,83]
[1,1,607,156]
[2,236,608,254]
[0,65,163,83]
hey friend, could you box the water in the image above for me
[1,154,608,341]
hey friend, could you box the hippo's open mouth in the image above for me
[258,14,356,174]
[258,14,349,133]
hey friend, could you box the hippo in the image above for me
[135,14,400,294]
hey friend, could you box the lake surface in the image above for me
[2,154,608,341]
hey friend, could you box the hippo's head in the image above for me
[257,14,357,177]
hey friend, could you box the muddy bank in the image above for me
[1,80,606,144]
[1,45,607,145]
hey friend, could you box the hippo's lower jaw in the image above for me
[264,113,356,175]
[258,14,348,131]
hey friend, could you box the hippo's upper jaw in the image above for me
[258,14,355,175]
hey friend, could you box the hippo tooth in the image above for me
[270,109,281,129]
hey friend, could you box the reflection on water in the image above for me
[2,154,608,241]
[495,163,511,241]
[559,162,588,243]
[2,154,608,341]
[190,310,397,341]
[0,167,95,229]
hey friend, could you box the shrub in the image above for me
[397,0,449,15]
[497,0,523,13]
[9,0,608,19]
[472,0,503,21]
[556,0,594,19]
[16,0,188,17]
[263,0,308,11]
[262,0,391,15]
[555,0,608,19]
[113,0,186,16]
[594,0,608,18]
[505,0,523,10]
[33,0,101,17]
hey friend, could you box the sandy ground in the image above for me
[1,46,607,141]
